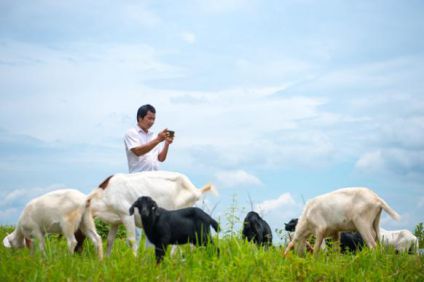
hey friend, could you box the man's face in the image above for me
[138,111,156,132]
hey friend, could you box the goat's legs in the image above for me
[122,216,138,256]
[284,240,295,256]
[355,220,377,249]
[106,224,119,256]
[313,232,324,255]
[62,225,78,254]
[155,246,167,264]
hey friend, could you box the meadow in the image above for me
[1,225,423,282]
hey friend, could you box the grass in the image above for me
[1,226,423,281]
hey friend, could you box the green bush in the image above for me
[414,222,424,248]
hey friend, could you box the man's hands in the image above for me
[157,129,174,144]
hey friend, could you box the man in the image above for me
[124,104,174,246]
[124,104,174,173]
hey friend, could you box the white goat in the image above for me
[380,228,419,253]
[3,189,103,259]
[284,187,400,256]
[88,171,216,255]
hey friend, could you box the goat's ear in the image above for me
[253,220,261,232]
[129,204,135,215]
[152,205,160,217]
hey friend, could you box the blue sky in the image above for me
[1,0,423,239]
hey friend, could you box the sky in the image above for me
[1,0,423,241]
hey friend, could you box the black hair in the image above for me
[137,104,156,121]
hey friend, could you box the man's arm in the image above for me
[130,137,162,157]
[158,140,171,162]
[128,129,168,157]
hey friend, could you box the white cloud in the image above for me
[380,116,424,150]
[312,57,421,90]
[0,40,186,143]
[380,212,418,230]
[194,0,253,13]
[123,3,162,28]
[0,208,18,223]
[0,0,162,36]
[355,148,424,179]
[255,192,296,215]
[0,184,65,209]
[234,57,316,84]
[180,31,196,44]
[0,184,70,224]
[252,193,303,241]
[1,42,423,178]
[355,150,385,172]
[214,169,262,188]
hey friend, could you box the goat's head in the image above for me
[129,196,158,218]
[3,231,25,249]
[284,218,298,232]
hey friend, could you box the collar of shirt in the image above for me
[137,125,154,136]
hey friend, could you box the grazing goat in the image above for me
[88,171,216,255]
[284,217,323,252]
[284,187,400,256]
[380,228,419,254]
[2,189,103,259]
[242,211,272,247]
[285,217,364,253]
[129,196,220,263]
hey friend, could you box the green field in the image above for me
[1,226,423,281]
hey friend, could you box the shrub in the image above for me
[414,222,424,248]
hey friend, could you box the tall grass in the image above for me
[1,226,423,281]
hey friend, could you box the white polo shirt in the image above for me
[124,126,162,173]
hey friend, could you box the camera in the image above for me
[166,130,175,138]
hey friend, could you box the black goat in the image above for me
[242,211,272,247]
[340,232,365,253]
[129,196,220,263]
[284,218,298,232]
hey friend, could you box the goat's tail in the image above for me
[178,174,218,197]
[81,188,103,228]
[378,197,400,221]
[210,218,220,233]
[199,183,218,196]
[85,188,104,208]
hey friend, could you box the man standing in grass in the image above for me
[123,104,175,244]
